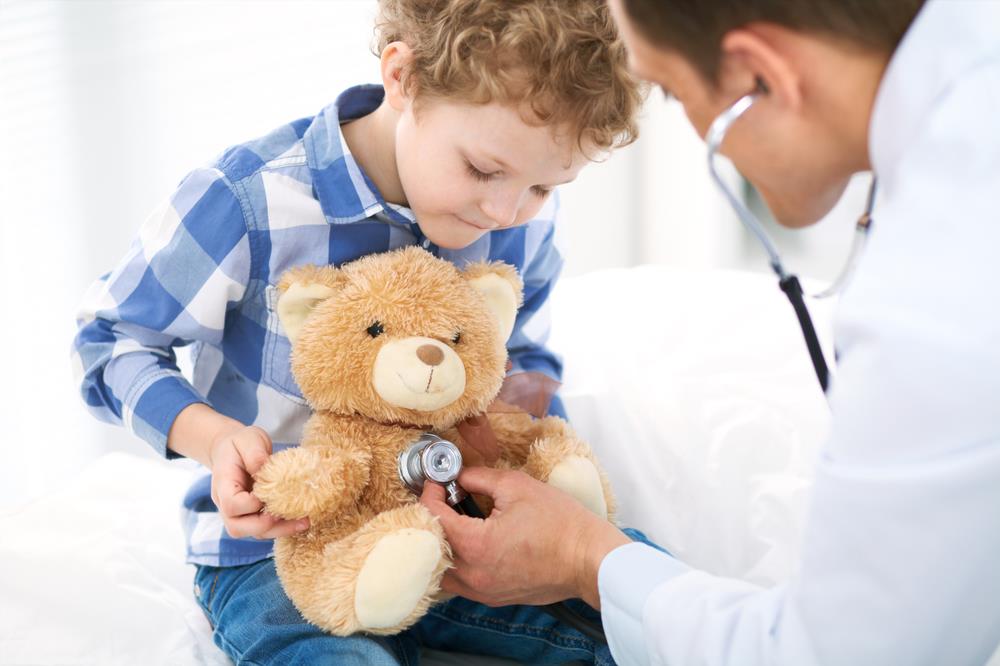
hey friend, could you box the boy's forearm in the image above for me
[167,402,246,468]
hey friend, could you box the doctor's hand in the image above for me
[419,467,631,609]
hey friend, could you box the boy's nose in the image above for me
[480,194,519,228]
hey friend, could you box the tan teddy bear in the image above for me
[252,246,614,637]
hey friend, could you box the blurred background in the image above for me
[0,0,871,506]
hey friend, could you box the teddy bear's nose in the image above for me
[416,344,444,367]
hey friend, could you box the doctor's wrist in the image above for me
[571,517,631,610]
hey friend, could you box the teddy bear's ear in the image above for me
[276,265,345,344]
[462,262,524,343]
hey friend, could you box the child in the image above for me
[72,0,642,663]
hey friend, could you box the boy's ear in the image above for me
[276,265,345,344]
[380,41,415,112]
[463,262,524,343]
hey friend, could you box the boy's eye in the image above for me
[465,160,497,183]
[466,159,550,197]
[451,331,462,344]
[366,321,384,338]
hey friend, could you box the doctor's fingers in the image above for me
[440,564,560,608]
[455,466,519,498]
[439,574,491,607]
[420,492,486,550]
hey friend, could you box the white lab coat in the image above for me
[598,1,1000,663]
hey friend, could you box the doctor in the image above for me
[421,0,1000,663]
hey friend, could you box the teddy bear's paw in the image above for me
[253,446,369,520]
[546,455,608,520]
[354,528,444,632]
[525,436,613,520]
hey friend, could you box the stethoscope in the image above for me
[706,86,877,394]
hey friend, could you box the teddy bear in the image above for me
[251,246,614,636]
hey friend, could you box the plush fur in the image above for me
[253,246,615,636]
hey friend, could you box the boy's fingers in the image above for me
[242,447,271,477]
[214,465,263,516]
[237,428,273,476]
[229,488,264,516]
[225,512,307,539]
[258,516,310,540]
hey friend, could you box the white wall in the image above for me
[0,0,866,506]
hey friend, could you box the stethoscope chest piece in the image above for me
[398,434,468,506]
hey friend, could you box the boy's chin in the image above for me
[418,221,486,250]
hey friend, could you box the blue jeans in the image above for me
[193,528,657,665]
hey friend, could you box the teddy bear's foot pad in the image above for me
[354,528,442,630]
[547,455,608,519]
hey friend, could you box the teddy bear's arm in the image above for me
[253,440,372,521]
[482,413,573,465]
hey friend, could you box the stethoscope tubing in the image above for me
[705,90,875,394]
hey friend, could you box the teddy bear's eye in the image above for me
[451,331,461,344]
[366,321,384,338]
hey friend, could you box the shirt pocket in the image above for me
[261,284,307,404]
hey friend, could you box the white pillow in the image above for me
[552,266,834,585]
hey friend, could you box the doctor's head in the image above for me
[607,0,924,228]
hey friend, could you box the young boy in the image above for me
[72,0,641,663]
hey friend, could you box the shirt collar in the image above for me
[303,84,416,226]
[869,0,1000,194]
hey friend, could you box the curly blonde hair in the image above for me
[375,0,644,154]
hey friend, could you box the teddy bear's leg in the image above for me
[291,503,450,636]
[523,435,615,520]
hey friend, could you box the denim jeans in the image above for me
[193,528,657,665]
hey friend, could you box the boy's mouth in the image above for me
[456,215,494,231]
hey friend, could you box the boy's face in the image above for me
[608,0,872,228]
[393,99,591,250]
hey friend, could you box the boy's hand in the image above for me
[208,426,311,539]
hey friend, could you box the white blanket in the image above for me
[1,266,844,665]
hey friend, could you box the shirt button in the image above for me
[194,584,201,596]
[422,239,430,249]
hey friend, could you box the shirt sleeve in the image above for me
[71,167,251,457]
[506,192,564,383]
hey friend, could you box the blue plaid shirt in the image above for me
[73,85,564,567]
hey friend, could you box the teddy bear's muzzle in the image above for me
[372,337,467,411]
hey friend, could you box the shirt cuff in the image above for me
[125,372,206,459]
[599,542,690,666]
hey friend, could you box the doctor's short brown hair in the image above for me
[374,0,643,153]
[621,0,926,83]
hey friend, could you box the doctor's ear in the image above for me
[718,27,802,111]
